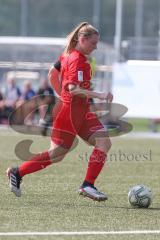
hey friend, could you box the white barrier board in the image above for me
[113,61,160,118]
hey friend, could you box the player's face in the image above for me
[80,34,99,55]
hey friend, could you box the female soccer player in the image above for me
[7,22,113,201]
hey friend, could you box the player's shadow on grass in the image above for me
[24,198,160,211]
[63,202,130,209]
[64,201,160,211]
[141,207,160,211]
[112,206,160,211]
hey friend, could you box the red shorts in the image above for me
[51,98,107,148]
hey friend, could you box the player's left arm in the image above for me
[48,61,62,96]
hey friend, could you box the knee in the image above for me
[96,137,112,153]
[104,138,112,152]
[107,138,112,150]
[48,147,68,163]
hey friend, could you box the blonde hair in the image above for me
[64,22,99,55]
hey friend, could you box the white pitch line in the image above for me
[0,230,160,236]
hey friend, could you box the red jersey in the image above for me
[51,49,105,149]
[60,49,91,103]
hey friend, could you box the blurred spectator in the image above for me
[0,77,21,124]
[3,77,21,113]
[37,79,55,135]
[17,81,36,126]
[0,89,6,123]
[21,80,35,101]
[0,89,4,109]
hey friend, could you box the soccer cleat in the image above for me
[6,167,22,197]
[78,184,108,202]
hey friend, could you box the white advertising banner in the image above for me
[112,61,160,118]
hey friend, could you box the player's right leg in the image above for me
[77,111,112,201]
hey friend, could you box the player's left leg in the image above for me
[6,142,69,197]
[77,111,111,201]
[7,102,76,197]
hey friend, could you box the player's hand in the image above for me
[106,92,113,102]
[98,92,113,102]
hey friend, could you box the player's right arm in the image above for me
[64,55,113,102]
[68,84,113,102]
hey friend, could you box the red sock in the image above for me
[84,148,106,184]
[18,151,52,177]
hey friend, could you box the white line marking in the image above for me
[0,231,160,236]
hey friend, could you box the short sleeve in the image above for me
[54,60,61,72]
[67,58,84,85]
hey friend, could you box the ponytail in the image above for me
[63,22,99,55]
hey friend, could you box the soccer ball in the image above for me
[128,185,152,208]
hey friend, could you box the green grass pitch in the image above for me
[0,128,160,240]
